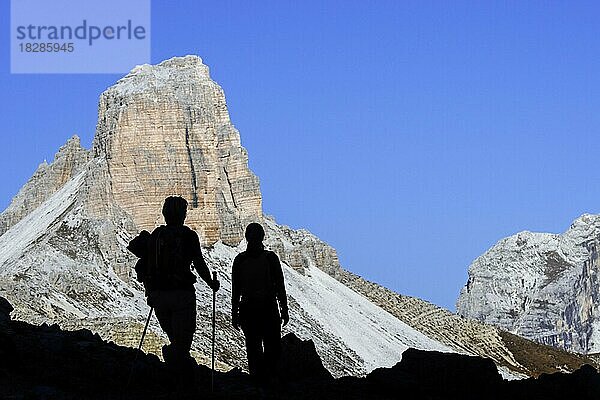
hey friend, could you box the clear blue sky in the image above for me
[1,1,599,310]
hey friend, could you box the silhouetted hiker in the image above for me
[231,223,289,385]
[127,196,220,390]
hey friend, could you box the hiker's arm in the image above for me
[270,253,289,324]
[192,253,213,286]
[190,231,219,291]
[231,256,241,329]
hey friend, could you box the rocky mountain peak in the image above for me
[90,55,261,245]
[106,55,211,98]
[567,213,600,239]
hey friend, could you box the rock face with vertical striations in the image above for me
[89,56,262,246]
[0,55,594,380]
[457,214,600,354]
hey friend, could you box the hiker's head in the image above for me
[162,196,188,225]
[245,223,265,244]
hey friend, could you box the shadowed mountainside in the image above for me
[2,297,600,400]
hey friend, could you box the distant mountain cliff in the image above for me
[0,55,591,378]
[458,214,600,354]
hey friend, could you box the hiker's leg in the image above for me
[169,290,196,359]
[149,291,181,369]
[150,290,174,339]
[241,304,263,379]
[262,305,282,380]
[167,290,197,393]
[243,330,263,378]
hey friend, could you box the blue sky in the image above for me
[1,1,599,310]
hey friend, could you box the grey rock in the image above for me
[457,214,600,353]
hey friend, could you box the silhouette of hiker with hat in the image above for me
[127,196,220,390]
[231,222,289,385]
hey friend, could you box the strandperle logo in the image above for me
[11,0,151,74]
[15,20,147,46]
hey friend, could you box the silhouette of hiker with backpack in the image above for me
[127,196,220,390]
[231,223,289,385]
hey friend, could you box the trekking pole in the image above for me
[211,271,217,393]
[137,306,154,352]
[122,307,153,399]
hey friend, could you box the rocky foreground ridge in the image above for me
[2,297,599,400]
[458,214,600,355]
[0,55,595,379]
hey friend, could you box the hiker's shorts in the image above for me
[147,289,196,355]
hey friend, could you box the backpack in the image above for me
[144,226,195,290]
[127,230,150,283]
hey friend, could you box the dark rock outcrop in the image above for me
[279,332,334,382]
[0,296,13,321]
[366,348,502,399]
[1,296,600,399]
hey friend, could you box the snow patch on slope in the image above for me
[285,264,451,371]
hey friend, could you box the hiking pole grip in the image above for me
[211,271,217,392]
